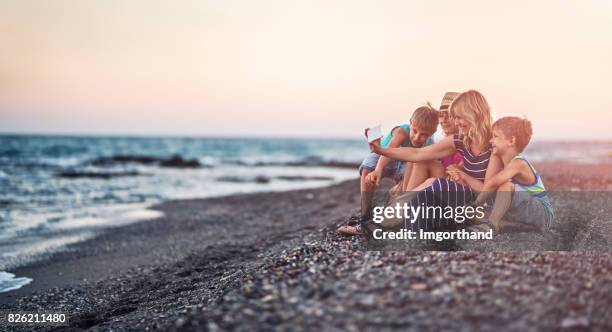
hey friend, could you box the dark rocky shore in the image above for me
[1,163,611,331]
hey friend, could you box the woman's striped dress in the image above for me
[405,134,492,230]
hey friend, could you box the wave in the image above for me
[0,271,32,293]
[55,170,143,179]
[222,157,359,169]
[88,154,205,168]
[216,175,334,184]
[86,154,360,170]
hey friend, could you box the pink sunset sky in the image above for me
[1,0,611,139]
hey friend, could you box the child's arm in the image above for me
[483,154,504,183]
[366,127,408,185]
[454,154,503,192]
[370,136,455,162]
[474,158,525,205]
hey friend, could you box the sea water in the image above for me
[0,135,367,292]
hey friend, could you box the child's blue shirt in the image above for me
[380,124,433,148]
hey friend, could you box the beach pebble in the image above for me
[561,316,589,328]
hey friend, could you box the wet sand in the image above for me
[1,162,611,331]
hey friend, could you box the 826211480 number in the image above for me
[1,312,69,327]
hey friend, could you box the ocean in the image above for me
[0,135,368,292]
[0,134,611,292]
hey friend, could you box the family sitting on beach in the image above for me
[338,90,554,236]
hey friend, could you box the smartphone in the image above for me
[366,125,383,142]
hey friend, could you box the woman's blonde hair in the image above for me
[449,90,493,151]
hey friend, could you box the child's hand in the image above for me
[368,138,382,153]
[365,171,381,186]
[446,164,462,174]
[446,168,467,186]
[446,167,461,180]
[451,172,463,183]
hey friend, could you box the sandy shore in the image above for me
[1,162,611,331]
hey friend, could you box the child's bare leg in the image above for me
[339,169,380,235]
[413,177,437,191]
[390,162,413,199]
[400,163,446,200]
[403,161,431,190]
[428,160,446,178]
[389,182,402,201]
[360,169,374,192]
[473,183,535,233]
[360,169,375,220]
[391,177,437,210]
[489,182,514,232]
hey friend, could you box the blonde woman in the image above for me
[370,90,502,231]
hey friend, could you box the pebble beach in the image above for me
[1,162,611,331]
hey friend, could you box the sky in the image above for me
[1,0,611,139]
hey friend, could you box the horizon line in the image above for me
[1,131,611,143]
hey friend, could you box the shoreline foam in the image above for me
[0,272,32,293]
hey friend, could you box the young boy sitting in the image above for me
[471,116,554,233]
[396,92,463,194]
[337,103,438,235]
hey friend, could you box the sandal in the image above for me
[347,215,361,226]
[337,224,362,236]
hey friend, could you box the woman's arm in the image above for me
[370,136,455,162]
